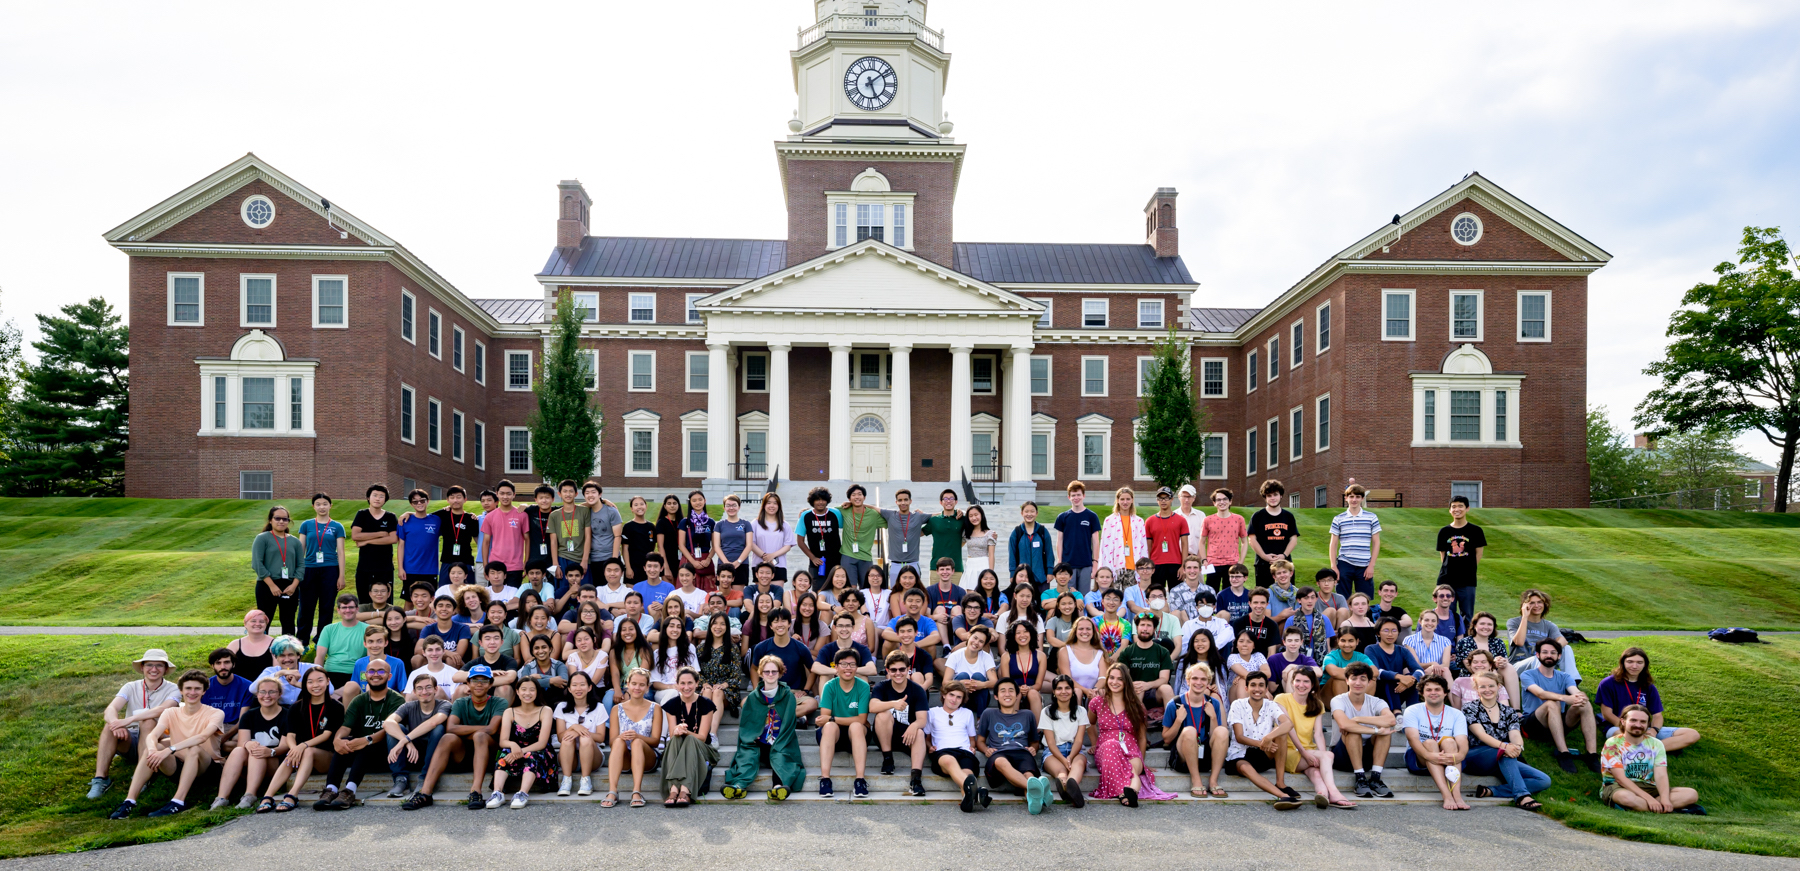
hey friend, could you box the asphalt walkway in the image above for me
[4,626,1793,637]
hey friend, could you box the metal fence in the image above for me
[1591,484,1768,511]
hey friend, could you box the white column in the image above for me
[889,343,912,482]
[769,344,791,478]
[830,345,852,480]
[1009,345,1034,482]
[950,345,973,481]
[706,342,730,479]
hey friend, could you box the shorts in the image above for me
[1235,747,1276,772]
[1140,689,1166,711]
[1040,741,1078,768]
[1599,780,1659,805]
[1168,742,1207,772]
[816,723,864,754]
[930,747,980,778]
[986,748,1039,788]
[1331,739,1380,772]
[1151,563,1181,587]
[325,670,354,690]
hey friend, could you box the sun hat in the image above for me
[133,649,174,672]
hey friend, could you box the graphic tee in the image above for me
[1435,523,1487,588]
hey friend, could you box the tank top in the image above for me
[232,637,274,680]
[1011,651,1041,688]
[1068,646,1102,689]
[618,703,656,744]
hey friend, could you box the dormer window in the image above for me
[826,168,915,250]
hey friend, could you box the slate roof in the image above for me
[1189,307,1260,332]
[952,243,1194,285]
[540,237,788,281]
[474,298,544,324]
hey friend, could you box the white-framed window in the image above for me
[628,293,656,323]
[1316,300,1331,353]
[1496,388,1509,441]
[213,376,227,429]
[167,272,204,326]
[1136,356,1157,397]
[240,194,275,229]
[742,351,769,392]
[1029,356,1051,396]
[971,413,1001,472]
[852,351,891,390]
[1081,357,1108,397]
[623,409,661,477]
[629,351,656,392]
[1247,350,1258,392]
[1290,493,1300,509]
[1450,212,1484,246]
[826,190,916,250]
[1200,433,1226,479]
[1200,358,1227,398]
[1077,414,1112,479]
[971,355,997,395]
[686,293,706,324]
[311,275,347,328]
[1030,299,1053,329]
[1137,299,1164,329]
[1383,289,1415,341]
[1266,417,1280,469]
[1450,290,1484,341]
[686,351,709,392]
[857,203,886,242]
[571,291,599,322]
[242,377,275,430]
[893,203,907,247]
[1424,389,1437,440]
[427,398,442,454]
[452,326,465,372]
[472,420,486,470]
[1314,485,1328,508]
[200,366,315,437]
[1290,406,1304,461]
[834,203,849,248]
[240,274,276,328]
[399,384,416,444]
[1411,378,1520,447]
[1450,390,1481,440]
[1316,393,1331,452]
[1246,427,1258,476]
[239,471,274,500]
[1082,299,1108,328]
[505,427,532,474]
[427,309,442,359]
[1030,413,1057,480]
[506,350,532,391]
[1746,477,1764,499]
[473,342,486,385]
[1451,481,1484,507]
[289,377,303,430]
[681,410,709,478]
[1517,291,1551,342]
[400,290,415,343]
[451,410,465,462]
[580,349,599,391]
[1290,320,1304,368]
[1132,417,1151,481]
[1266,337,1280,382]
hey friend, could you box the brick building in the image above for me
[108,0,1608,508]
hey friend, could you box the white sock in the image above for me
[344,782,357,794]
[1370,766,1383,775]
[1353,768,1365,775]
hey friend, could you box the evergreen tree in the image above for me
[0,297,128,495]
[529,290,604,484]
[1135,326,1210,489]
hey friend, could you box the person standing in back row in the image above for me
[1247,480,1299,591]
[482,481,529,587]
[431,487,480,591]
[881,489,928,577]
[582,481,623,578]
[255,506,306,639]
[297,494,347,646]
[1197,489,1248,591]
[1142,487,1189,589]
[923,489,965,583]
[1053,481,1101,593]
[395,490,443,598]
[838,484,886,585]
[351,485,399,606]
[1436,495,1486,626]
[1328,484,1381,598]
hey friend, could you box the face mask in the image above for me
[1197,605,1214,619]
[1149,597,1166,611]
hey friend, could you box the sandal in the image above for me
[1121,786,1139,808]
[630,791,646,808]
[600,792,618,808]
[274,794,298,813]
[1516,796,1543,812]
[676,788,692,808]
[664,793,678,808]
[255,796,276,814]
[1474,785,1494,798]
[1190,788,1208,798]
[1209,786,1229,798]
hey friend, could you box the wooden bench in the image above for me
[1365,488,1403,507]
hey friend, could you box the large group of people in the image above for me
[85,479,1706,818]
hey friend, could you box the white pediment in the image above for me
[699,240,1042,316]
[231,329,286,361]
[1441,344,1493,375]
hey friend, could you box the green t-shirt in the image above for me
[553,504,592,560]
[343,689,406,738]
[1115,642,1174,686]
[318,621,368,672]
[820,676,872,720]
[923,514,964,571]
[839,506,886,560]
[451,694,509,727]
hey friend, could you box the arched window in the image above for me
[854,415,885,433]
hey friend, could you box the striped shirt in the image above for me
[1329,510,1381,566]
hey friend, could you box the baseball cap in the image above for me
[1179,484,1197,497]
[466,664,494,681]
[1156,486,1174,498]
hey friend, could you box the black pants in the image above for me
[325,739,389,789]
[255,580,298,639]
[296,566,340,645]
[355,565,391,605]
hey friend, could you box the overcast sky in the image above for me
[2,0,1797,459]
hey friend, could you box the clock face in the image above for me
[843,56,898,111]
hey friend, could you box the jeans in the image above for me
[1464,744,1551,798]
[1452,585,1478,627]
[296,566,340,644]
[387,724,445,777]
[1605,725,1680,741]
[1337,560,1372,599]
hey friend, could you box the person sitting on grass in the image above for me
[1330,662,1396,799]
[1519,638,1599,773]
[313,659,404,810]
[107,669,224,819]
[1507,588,1579,683]
[88,648,180,800]
[1164,663,1229,798]
[1278,668,1356,809]
[261,668,340,812]
[1402,675,1470,811]
[1596,647,1701,752]
[379,673,448,801]
[1601,704,1706,815]
[1227,671,1301,810]
[925,680,988,812]
[977,677,1052,814]
[1461,672,1546,811]
[721,655,806,802]
[817,647,873,799]
[221,677,292,811]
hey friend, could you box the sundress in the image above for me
[1088,696,1176,801]
[697,643,746,709]
[497,718,558,779]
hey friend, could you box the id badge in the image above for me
[900,542,909,554]
[1161,541,1169,553]
[280,567,289,579]
[1032,540,1040,548]
[540,543,549,556]
[452,544,461,556]
[315,552,325,564]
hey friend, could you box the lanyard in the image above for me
[275,533,288,565]
[450,509,464,539]
[1426,704,1444,739]
[312,519,328,554]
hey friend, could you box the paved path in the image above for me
[5,626,1794,638]
[5,804,1792,870]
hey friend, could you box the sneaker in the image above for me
[1369,773,1394,799]
[1445,764,1462,784]
[1584,753,1602,774]
[1675,804,1708,816]
[1556,751,1579,774]
[1353,772,1373,798]
[87,777,113,800]
[388,774,411,798]
[959,775,977,813]
[1025,776,1049,815]
[977,786,991,809]
[148,800,187,818]
[880,754,896,776]
[768,785,790,802]
[467,791,486,810]
[332,788,360,809]
[819,777,834,798]
[854,778,869,798]
[578,776,593,796]
[401,792,433,811]
[108,799,137,820]
[209,797,231,811]
[510,792,529,809]
[236,794,257,810]
[312,788,339,811]
[721,785,748,800]
[1280,785,1302,801]
[709,734,720,750]
[906,777,926,797]
[558,776,572,796]
[485,790,506,809]
[1272,798,1302,811]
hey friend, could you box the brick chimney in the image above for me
[556,180,591,249]
[1634,433,1654,450]
[1144,187,1178,258]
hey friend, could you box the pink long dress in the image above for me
[1088,696,1177,801]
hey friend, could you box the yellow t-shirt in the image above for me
[1275,693,1319,750]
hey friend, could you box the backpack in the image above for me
[1707,627,1762,644]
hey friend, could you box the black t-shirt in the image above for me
[898,646,936,679]
[238,706,287,748]
[352,509,399,579]
[803,510,843,562]
[873,679,929,727]
[289,697,345,743]
[1435,523,1488,588]
[1230,615,1278,652]
[433,508,481,568]
[475,652,519,673]
[621,521,658,573]
[654,517,682,568]
[525,507,557,570]
[660,695,718,732]
[1247,509,1299,562]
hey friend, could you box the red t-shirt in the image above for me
[1143,514,1189,565]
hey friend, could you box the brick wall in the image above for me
[783,158,957,268]
[152,181,370,248]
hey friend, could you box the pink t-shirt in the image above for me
[1200,512,1247,566]
[485,507,528,571]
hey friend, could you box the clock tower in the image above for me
[780,0,964,267]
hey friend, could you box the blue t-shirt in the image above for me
[1163,693,1225,732]
[351,654,408,691]
[1053,509,1100,568]
[889,614,940,642]
[421,620,473,651]
[396,513,443,576]
[633,580,676,608]
[1216,586,1252,622]
[1596,676,1663,717]
[298,519,347,568]
[749,637,815,692]
[204,675,256,727]
[1519,666,1578,716]
[716,518,754,562]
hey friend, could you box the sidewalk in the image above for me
[0,626,239,636]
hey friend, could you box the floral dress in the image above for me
[497,716,558,779]
[697,643,746,709]
[1450,634,1509,677]
[1087,696,1177,801]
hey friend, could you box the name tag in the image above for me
[540,544,549,556]
[1161,541,1169,552]
[315,552,325,563]
[280,567,289,578]
[1032,541,1041,548]
[900,542,909,553]
[452,544,461,556]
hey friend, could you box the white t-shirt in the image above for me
[925,706,977,752]
[671,586,710,614]
[647,648,699,688]
[565,649,610,684]
[1329,692,1391,726]
[1178,617,1234,654]
[1226,697,1286,760]
[596,584,631,608]
[1401,703,1469,741]
[553,700,609,734]
[1037,706,1090,747]
[408,662,461,699]
[485,585,522,605]
[944,648,996,680]
[115,678,181,721]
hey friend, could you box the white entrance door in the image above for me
[850,413,889,481]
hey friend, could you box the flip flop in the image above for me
[1209,786,1229,798]
[1330,799,1358,809]
[1190,788,1208,798]
[1516,796,1543,812]
[1474,785,1494,798]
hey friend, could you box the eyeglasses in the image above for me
[272,517,289,523]
[1435,593,1453,599]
